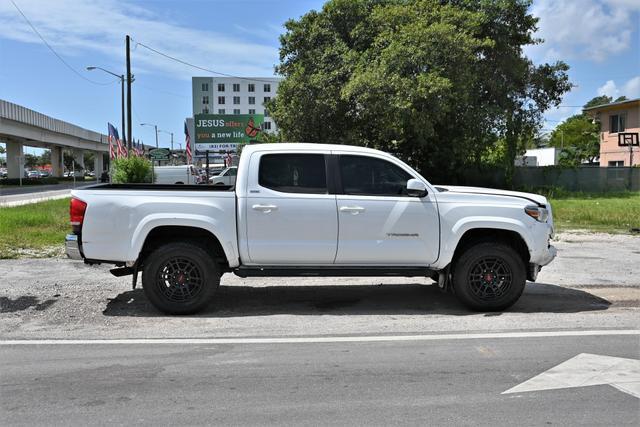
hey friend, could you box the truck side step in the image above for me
[234,266,435,278]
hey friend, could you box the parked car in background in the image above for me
[27,170,40,178]
[209,166,237,186]
[0,168,7,178]
[153,165,199,184]
[66,143,556,315]
[39,170,50,178]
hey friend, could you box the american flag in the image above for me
[184,120,192,164]
[107,123,118,160]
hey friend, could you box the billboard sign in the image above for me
[194,114,264,148]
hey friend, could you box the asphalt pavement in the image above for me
[1,333,638,426]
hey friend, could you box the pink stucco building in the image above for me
[584,98,639,167]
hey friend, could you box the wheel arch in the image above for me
[134,224,233,271]
[451,228,531,270]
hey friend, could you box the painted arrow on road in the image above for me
[503,353,640,398]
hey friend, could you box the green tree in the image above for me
[549,114,599,166]
[271,0,571,184]
[583,95,612,109]
[112,155,152,183]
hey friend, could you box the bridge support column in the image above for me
[6,140,24,179]
[50,146,64,177]
[73,149,85,178]
[94,151,104,176]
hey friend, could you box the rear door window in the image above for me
[259,154,327,194]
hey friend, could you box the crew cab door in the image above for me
[243,152,338,265]
[334,153,439,265]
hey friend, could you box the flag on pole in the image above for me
[107,123,118,160]
[184,120,192,164]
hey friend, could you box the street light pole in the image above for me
[141,123,159,148]
[158,130,174,151]
[86,66,126,147]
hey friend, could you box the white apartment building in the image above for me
[192,76,282,133]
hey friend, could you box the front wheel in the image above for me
[142,242,220,314]
[452,242,526,311]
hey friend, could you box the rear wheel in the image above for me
[142,241,220,314]
[452,242,526,311]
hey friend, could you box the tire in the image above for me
[142,241,220,314]
[452,242,526,311]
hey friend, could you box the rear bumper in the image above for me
[65,234,83,260]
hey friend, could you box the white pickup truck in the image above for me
[66,143,556,314]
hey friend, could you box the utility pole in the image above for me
[126,35,133,151]
[121,74,126,148]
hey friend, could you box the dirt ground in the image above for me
[0,231,638,340]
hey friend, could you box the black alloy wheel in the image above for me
[452,242,526,311]
[142,241,220,315]
[467,256,513,301]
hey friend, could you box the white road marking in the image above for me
[0,329,637,346]
[503,353,640,399]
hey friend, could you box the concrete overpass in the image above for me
[0,99,109,179]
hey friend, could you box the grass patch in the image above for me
[549,192,640,233]
[0,198,70,258]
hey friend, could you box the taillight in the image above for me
[70,197,87,234]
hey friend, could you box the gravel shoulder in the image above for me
[0,232,638,340]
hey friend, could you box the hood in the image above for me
[436,185,548,206]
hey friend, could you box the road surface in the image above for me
[1,333,638,426]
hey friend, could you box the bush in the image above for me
[112,156,153,183]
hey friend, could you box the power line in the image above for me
[10,0,119,86]
[132,38,278,83]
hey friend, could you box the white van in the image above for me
[153,165,199,185]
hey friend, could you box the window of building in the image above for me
[248,109,255,114]
[263,96,271,104]
[202,95,209,105]
[610,114,626,133]
[264,83,271,92]
[339,155,413,196]
[218,109,225,114]
[202,107,209,114]
[202,83,209,92]
[233,83,240,92]
[233,96,241,105]
[263,121,272,130]
[259,154,327,194]
[264,109,270,117]
[218,96,225,104]
[248,83,255,92]
[608,160,624,167]
[217,83,225,92]
[248,96,255,105]
[234,109,241,115]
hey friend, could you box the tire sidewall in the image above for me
[453,242,526,311]
[142,242,219,315]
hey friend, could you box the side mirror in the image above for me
[406,179,428,197]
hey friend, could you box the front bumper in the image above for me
[539,244,557,267]
[65,234,83,260]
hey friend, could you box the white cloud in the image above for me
[0,0,280,79]
[597,80,620,98]
[597,76,640,99]
[622,76,640,98]
[526,0,639,63]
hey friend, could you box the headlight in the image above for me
[525,205,549,222]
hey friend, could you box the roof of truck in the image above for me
[242,143,389,156]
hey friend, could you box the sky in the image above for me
[0,0,639,154]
